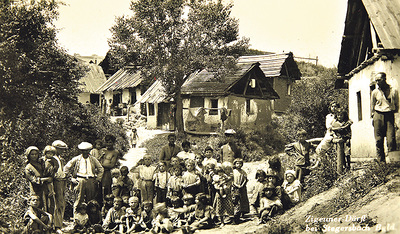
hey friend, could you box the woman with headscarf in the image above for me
[24,146,52,211]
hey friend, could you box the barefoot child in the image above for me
[154,161,170,203]
[232,158,249,223]
[131,155,156,202]
[23,195,53,234]
[258,183,282,224]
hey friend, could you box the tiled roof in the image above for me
[181,63,257,96]
[238,53,301,79]
[96,67,143,92]
[135,79,170,104]
[79,63,107,93]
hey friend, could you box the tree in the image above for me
[276,62,348,142]
[0,0,85,119]
[109,0,249,132]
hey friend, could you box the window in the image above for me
[357,91,362,121]
[190,97,204,108]
[246,99,254,115]
[287,83,292,96]
[209,99,218,115]
[148,103,155,116]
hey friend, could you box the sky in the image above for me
[54,0,348,68]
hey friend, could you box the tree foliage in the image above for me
[0,0,85,118]
[109,0,249,132]
[276,62,348,142]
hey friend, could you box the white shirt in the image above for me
[176,151,195,161]
[76,156,94,177]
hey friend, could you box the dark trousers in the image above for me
[74,178,97,209]
[373,111,396,162]
[155,187,168,203]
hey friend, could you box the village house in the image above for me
[336,0,400,160]
[96,66,145,116]
[75,55,107,106]
[135,53,301,131]
[180,62,280,132]
[237,53,301,113]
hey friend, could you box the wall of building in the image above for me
[78,92,91,104]
[272,77,293,113]
[348,57,400,159]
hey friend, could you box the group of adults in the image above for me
[24,136,120,233]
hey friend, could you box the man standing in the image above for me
[159,133,182,168]
[51,140,68,233]
[64,142,104,209]
[371,72,399,162]
[100,135,119,197]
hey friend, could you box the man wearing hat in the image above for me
[220,129,242,163]
[52,140,68,232]
[64,142,104,209]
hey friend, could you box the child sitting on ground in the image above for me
[154,161,170,203]
[172,193,215,234]
[282,170,302,206]
[152,203,173,233]
[258,183,283,224]
[250,169,268,214]
[168,196,184,228]
[23,195,53,234]
[101,194,114,219]
[87,200,103,233]
[73,203,89,233]
[139,201,154,231]
[103,197,126,233]
[124,196,142,233]
[113,166,134,198]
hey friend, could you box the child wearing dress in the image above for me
[282,170,302,206]
[213,162,234,227]
[232,158,250,223]
[154,161,171,203]
[213,164,230,199]
[182,159,201,196]
[42,145,58,215]
[258,183,283,224]
[131,155,156,202]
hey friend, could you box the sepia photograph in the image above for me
[0,0,399,233]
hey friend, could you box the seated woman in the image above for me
[23,195,53,234]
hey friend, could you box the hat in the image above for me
[224,129,236,135]
[52,140,68,149]
[285,170,296,177]
[78,142,93,150]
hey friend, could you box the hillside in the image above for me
[192,161,399,234]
